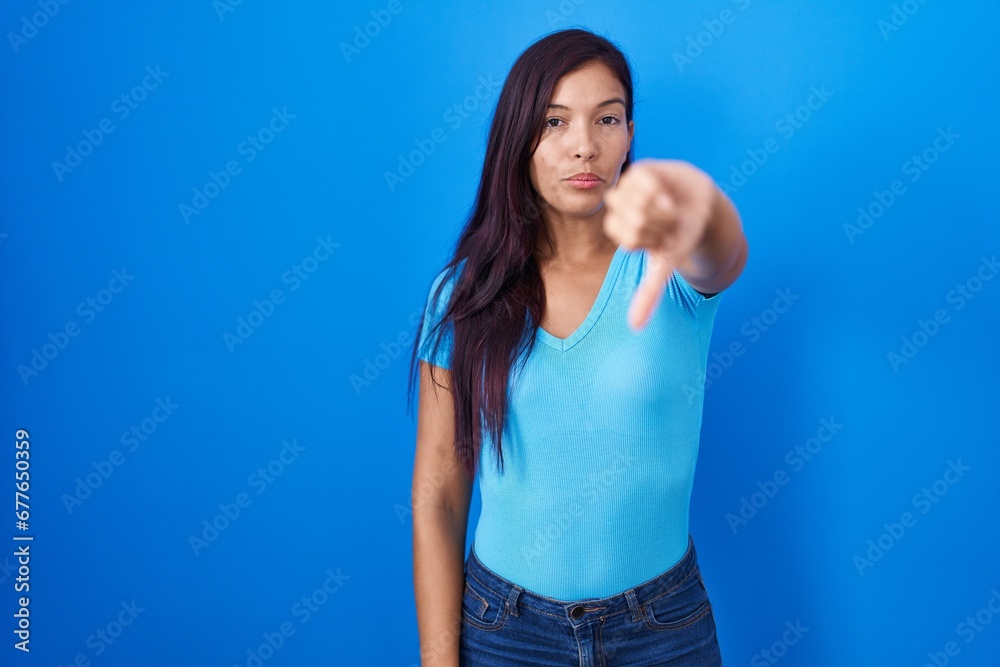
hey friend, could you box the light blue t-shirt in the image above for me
[417,245,723,600]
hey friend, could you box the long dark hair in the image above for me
[406,28,636,481]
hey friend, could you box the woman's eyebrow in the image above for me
[546,97,626,110]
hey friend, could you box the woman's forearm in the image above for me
[413,506,468,667]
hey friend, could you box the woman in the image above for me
[408,27,748,666]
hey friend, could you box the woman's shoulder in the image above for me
[631,248,724,324]
[423,257,470,318]
[428,256,467,293]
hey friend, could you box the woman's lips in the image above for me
[566,177,602,190]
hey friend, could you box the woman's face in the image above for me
[529,60,634,222]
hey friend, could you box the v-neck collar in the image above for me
[536,245,626,352]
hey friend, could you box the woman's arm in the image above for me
[413,361,473,667]
[603,158,749,328]
[672,177,748,295]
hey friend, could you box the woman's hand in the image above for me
[603,158,717,330]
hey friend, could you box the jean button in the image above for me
[570,605,585,619]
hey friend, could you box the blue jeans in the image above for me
[460,534,723,666]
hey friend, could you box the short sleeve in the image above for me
[666,268,724,327]
[417,264,461,370]
[638,248,723,326]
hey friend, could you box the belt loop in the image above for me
[625,589,642,622]
[505,585,522,617]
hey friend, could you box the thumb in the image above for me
[628,250,673,331]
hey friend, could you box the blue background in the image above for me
[2,1,998,665]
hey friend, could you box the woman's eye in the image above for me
[544,118,562,127]
[600,116,621,125]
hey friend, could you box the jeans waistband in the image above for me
[464,533,700,624]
